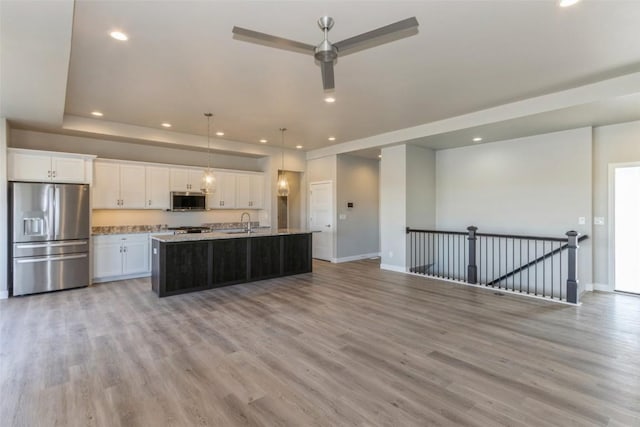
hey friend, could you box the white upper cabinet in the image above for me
[145,166,170,210]
[170,168,203,192]
[208,171,237,209]
[236,173,264,209]
[8,149,93,183]
[93,161,145,209]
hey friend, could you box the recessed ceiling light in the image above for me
[259,139,267,143]
[296,145,303,149]
[161,122,172,128]
[378,154,382,159]
[91,111,103,117]
[559,0,580,7]
[324,96,336,103]
[473,137,483,142]
[216,131,224,136]
[328,136,336,141]
[109,31,128,41]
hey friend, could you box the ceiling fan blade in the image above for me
[232,26,315,54]
[320,61,335,90]
[334,17,419,53]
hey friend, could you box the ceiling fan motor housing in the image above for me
[315,41,338,62]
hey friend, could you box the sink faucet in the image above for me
[240,212,252,233]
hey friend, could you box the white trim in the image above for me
[583,283,594,292]
[594,283,613,292]
[92,272,149,284]
[608,161,640,293]
[334,252,381,263]
[0,290,8,300]
[380,264,407,273]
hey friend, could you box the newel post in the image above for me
[566,231,579,304]
[467,226,478,284]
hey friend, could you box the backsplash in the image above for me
[91,209,266,227]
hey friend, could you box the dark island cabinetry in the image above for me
[152,232,312,297]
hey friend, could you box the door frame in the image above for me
[607,161,640,293]
[309,180,335,261]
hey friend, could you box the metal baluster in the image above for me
[560,240,563,300]
[527,240,530,294]
[551,241,555,299]
[511,238,515,291]
[543,241,546,297]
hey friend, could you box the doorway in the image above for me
[612,164,640,294]
[309,181,333,261]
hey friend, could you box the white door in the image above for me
[250,174,264,209]
[122,235,149,275]
[9,152,52,182]
[145,166,170,209]
[612,164,640,294]
[170,168,189,192]
[309,181,334,261]
[188,170,205,192]
[93,236,124,278]
[235,174,252,209]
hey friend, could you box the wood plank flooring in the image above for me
[1,259,639,426]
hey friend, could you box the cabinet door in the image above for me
[170,168,189,192]
[188,170,204,193]
[211,172,236,209]
[250,174,264,209]
[93,162,121,209]
[8,152,52,182]
[235,174,252,209]
[119,164,146,209]
[122,235,149,275]
[51,157,86,183]
[145,166,170,209]
[93,237,124,278]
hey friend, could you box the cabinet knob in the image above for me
[148,200,152,206]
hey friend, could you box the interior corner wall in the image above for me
[435,127,593,285]
[406,145,436,229]
[336,154,380,260]
[592,119,640,290]
[0,118,8,298]
[380,145,407,272]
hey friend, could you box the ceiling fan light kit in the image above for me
[232,16,419,91]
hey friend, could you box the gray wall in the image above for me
[336,154,380,259]
[435,127,593,284]
[0,119,8,298]
[11,129,263,171]
[592,120,640,289]
[406,145,436,229]
[380,145,407,271]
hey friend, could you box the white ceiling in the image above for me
[2,0,640,156]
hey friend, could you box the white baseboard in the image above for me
[92,272,150,284]
[0,290,8,299]
[334,252,381,263]
[593,283,613,292]
[380,264,407,273]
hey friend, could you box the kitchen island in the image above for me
[150,229,312,297]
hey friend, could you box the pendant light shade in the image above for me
[201,113,217,195]
[278,127,289,197]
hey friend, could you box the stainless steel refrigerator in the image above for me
[9,182,90,296]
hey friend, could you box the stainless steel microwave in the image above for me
[170,192,206,211]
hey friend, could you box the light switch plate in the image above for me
[578,217,586,225]
[594,217,605,225]
[339,214,347,220]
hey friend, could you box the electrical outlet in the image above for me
[578,217,586,225]
[594,217,605,225]
[339,214,347,220]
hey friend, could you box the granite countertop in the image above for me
[151,228,312,243]
[92,222,262,236]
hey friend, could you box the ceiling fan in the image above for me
[232,16,419,91]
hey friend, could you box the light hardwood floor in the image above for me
[1,259,639,426]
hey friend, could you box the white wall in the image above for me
[436,127,593,285]
[336,154,380,260]
[0,119,8,298]
[593,120,640,290]
[406,145,436,229]
[380,145,407,272]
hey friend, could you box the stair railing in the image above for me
[406,226,587,304]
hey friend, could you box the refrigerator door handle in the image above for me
[16,241,88,249]
[53,185,61,239]
[15,253,88,264]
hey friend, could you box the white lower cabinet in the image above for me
[93,234,150,282]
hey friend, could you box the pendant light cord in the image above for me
[279,127,287,173]
[205,113,213,170]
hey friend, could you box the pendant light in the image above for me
[277,127,289,197]
[200,113,217,194]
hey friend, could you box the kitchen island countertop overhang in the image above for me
[151,229,313,297]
